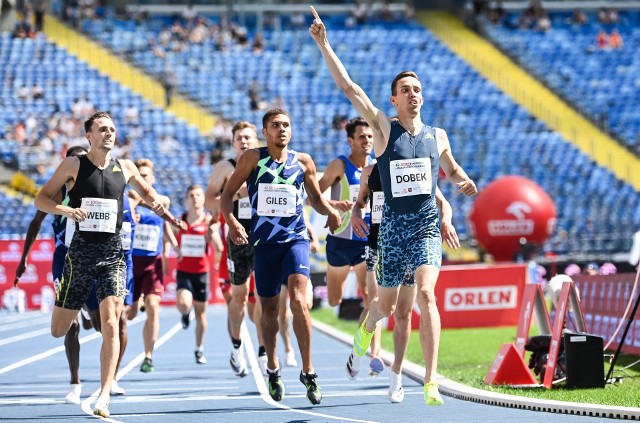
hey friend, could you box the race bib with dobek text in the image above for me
[390,158,432,198]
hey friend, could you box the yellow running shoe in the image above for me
[93,397,110,417]
[353,318,374,357]
[424,382,444,406]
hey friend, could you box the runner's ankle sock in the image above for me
[258,346,266,356]
[232,338,242,349]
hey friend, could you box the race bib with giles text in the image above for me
[257,183,297,217]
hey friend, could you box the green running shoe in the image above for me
[140,357,155,373]
[424,382,444,406]
[299,371,322,405]
[267,368,285,401]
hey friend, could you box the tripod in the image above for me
[605,272,640,383]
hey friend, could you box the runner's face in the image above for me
[86,117,116,152]
[348,125,373,157]
[187,187,204,210]
[233,127,259,157]
[391,77,423,115]
[262,114,291,148]
[138,165,155,185]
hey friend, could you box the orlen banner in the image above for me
[468,176,556,261]
[0,239,224,311]
[436,263,528,328]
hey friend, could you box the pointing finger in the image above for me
[309,5,320,21]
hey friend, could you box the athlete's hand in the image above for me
[66,207,89,222]
[13,258,27,287]
[351,209,369,238]
[309,6,327,44]
[309,237,321,253]
[149,201,166,216]
[325,208,342,234]
[456,179,477,196]
[173,219,187,231]
[331,199,353,213]
[228,224,249,246]
[441,220,460,250]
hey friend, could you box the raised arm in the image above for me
[436,128,477,196]
[299,152,341,233]
[309,5,391,152]
[220,149,259,246]
[351,164,372,239]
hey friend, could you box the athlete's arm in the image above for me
[317,158,352,212]
[351,164,372,238]
[35,157,85,221]
[221,149,259,246]
[299,153,341,233]
[204,160,233,219]
[121,160,183,228]
[436,128,477,196]
[435,187,459,249]
[309,6,391,154]
[14,209,48,286]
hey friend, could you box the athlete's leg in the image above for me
[95,295,124,402]
[64,316,81,384]
[143,293,162,359]
[415,264,441,384]
[288,274,313,373]
[325,264,350,307]
[194,300,207,350]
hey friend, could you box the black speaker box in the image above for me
[563,333,605,388]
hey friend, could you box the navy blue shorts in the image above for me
[254,239,310,298]
[325,236,366,267]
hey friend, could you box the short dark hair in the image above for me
[66,145,88,157]
[84,112,113,133]
[345,117,369,139]
[391,71,419,96]
[262,108,290,129]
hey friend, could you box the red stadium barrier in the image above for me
[571,273,640,356]
[0,239,225,311]
[436,263,528,328]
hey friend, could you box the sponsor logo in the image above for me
[487,201,534,236]
[444,285,518,311]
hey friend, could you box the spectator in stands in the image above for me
[34,2,46,32]
[570,10,588,26]
[182,3,198,29]
[584,262,600,275]
[609,29,623,49]
[351,1,368,25]
[564,263,581,277]
[596,30,609,49]
[599,262,617,275]
[32,83,44,100]
[17,84,30,100]
[291,11,306,29]
[488,1,506,25]
[159,134,180,155]
[252,34,265,53]
[248,80,266,111]
[161,62,178,107]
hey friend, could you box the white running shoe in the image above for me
[93,397,110,418]
[110,380,126,396]
[345,352,361,380]
[229,347,248,377]
[65,384,81,404]
[388,369,404,403]
[285,350,298,367]
[257,354,268,376]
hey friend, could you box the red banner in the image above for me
[0,239,224,311]
[436,263,528,328]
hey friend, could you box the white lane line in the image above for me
[0,327,51,346]
[80,321,184,422]
[0,332,101,375]
[243,324,379,423]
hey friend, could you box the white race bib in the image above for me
[390,158,432,198]
[371,191,385,224]
[181,234,206,257]
[133,223,161,251]
[120,222,132,250]
[257,183,297,217]
[64,217,76,247]
[79,198,118,233]
[238,197,251,219]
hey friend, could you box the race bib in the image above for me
[257,183,297,217]
[120,222,132,251]
[79,198,118,233]
[390,158,432,198]
[133,223,161,251]
[181,234,206,257]
[64,217,76,247]
[371,191,385,224]
[238,197,251,219]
